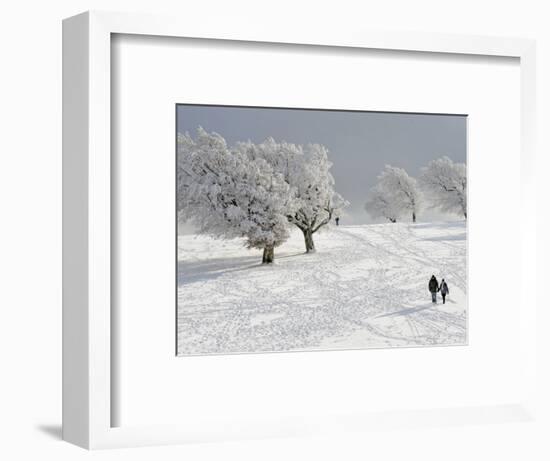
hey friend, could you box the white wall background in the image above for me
[0,0,548,459]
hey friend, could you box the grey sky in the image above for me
[177,105,467,225]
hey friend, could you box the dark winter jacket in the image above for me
[428,277,439,293]
[440,282,449,295]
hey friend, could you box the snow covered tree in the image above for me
[365,165,421,223]
[365,183,400,223]
[177,128,292,263]
[237,139,348,252]
[376,165,422,222]
[419,156,467,219]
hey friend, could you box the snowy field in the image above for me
[177,221,467,355]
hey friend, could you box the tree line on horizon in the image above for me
[178,128,467,264]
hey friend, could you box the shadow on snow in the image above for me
[178,251,309,285]
[178,255,260,285]
[413,221,466,230]
[376,303,433,318]
[420,232,466,242]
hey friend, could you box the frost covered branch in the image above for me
[419,156,467,219]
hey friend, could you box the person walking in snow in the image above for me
[440,278,449,304]
[428,275,439,304]
[335,217,340,226]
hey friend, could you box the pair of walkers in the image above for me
[428,275,449,304]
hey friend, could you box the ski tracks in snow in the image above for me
[177,222,467,355]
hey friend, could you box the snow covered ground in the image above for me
[177,221,467,355]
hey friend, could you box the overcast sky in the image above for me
[177,105,467,225]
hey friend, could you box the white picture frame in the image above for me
[62,10,537,449]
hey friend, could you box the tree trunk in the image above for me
[302,228,316,253]
[262,246,274,264]
[412,212,416,223]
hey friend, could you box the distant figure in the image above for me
[440,279,449,304]
[335,217,340,226]
[428,275,439,304]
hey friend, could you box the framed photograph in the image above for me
[63,11,537,449]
